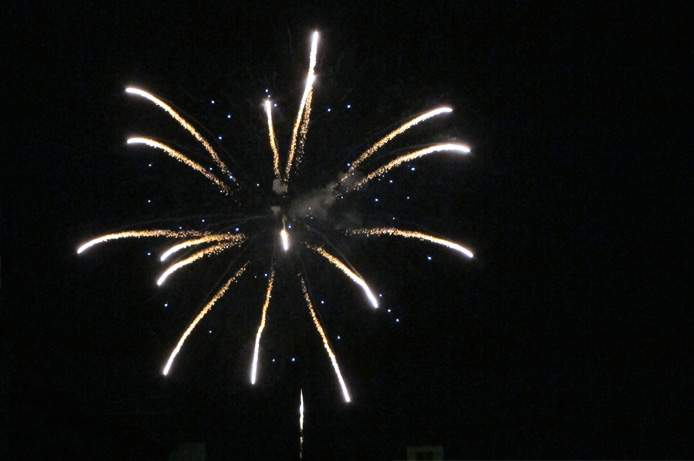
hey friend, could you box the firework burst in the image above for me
[78,31,473,402]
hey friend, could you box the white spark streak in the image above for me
[157,242,240,286]
[265,100,281,180]
[308,245,378,308]
[300,275,351,402]
[350,143,470,192]
[125,87,233,179]
[160,233,245,261]
[163,263,248,376]
[127,138,232,194]
[285,32,319,181]
[251,268,274,385]
[347,107,453,173]
[280,228,290,251]
[347,228,474,258]
[77,230,209,254]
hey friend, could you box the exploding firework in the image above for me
[77,31,473,402]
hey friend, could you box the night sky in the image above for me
[3,1,692,459]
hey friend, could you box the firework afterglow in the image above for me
[78,31,473,403]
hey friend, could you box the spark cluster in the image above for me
[78,31,473,402]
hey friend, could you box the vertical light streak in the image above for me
[294,88,313,169]
[125,87,234,179]
[157,241,242,286]
[349,143,470,192]
[285,31,319,181]
[347,228,474,258]
[300,389,305,430]
[163,263,248,376]
[77,230,210,254]
[280,228,290,251]
[307,245,378,308]
[299,389,304,460]
[265,100,282,180]
[299,275,351,403]
[160,233,246,261]
[250,267,275,385]
[346,107,453,173]
[127,138,232,195]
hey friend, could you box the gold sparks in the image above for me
[347,228,474,258]
[285,32,319,182]
[160,233,246,262]
[79,32,474,402]
[157,241,244,286]
[299,275,351,402]
[251,268,275,385]
[77,230,210,254]
[163,262,248,376]
[307,245,379,308]
[125,87,233,179]
[127,138,232,195]
[346,107,453,173]
[264,100,282,180]
[349,143,470,192]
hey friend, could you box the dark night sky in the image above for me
[2,1,693,459]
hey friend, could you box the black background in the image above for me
[2,1,692,459]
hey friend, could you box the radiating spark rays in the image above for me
[264,100,282,180]
[285,32,319,182]
[125,87,233,179]
[347,228,474,258]
[157,241,243,286]
[127,138,232,195]
[349,143,470,192]
[77,230,210,254]
[280,228,290,251]
[163,263,248,376]
[299,275,351,403]
[346,107,453,173]
[80,32,475,402]
[250,267,274,385]
[307,245,378,308]
[160,233,246,261]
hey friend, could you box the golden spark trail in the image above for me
[307,245,378,308]
[285,31,319,181]
[250,267,274,385]
[346,107,453,173]
[264,100,282,180]
[127,138,232,195]
[125,87,233,179]
[163,263,248,376]
[293,88,314,171]
[349,143,470,192]
[157,241,243,286]
[347,228,474,258]
[300,275,351,403]
[160,233,246,261]
[77,230,210,254]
